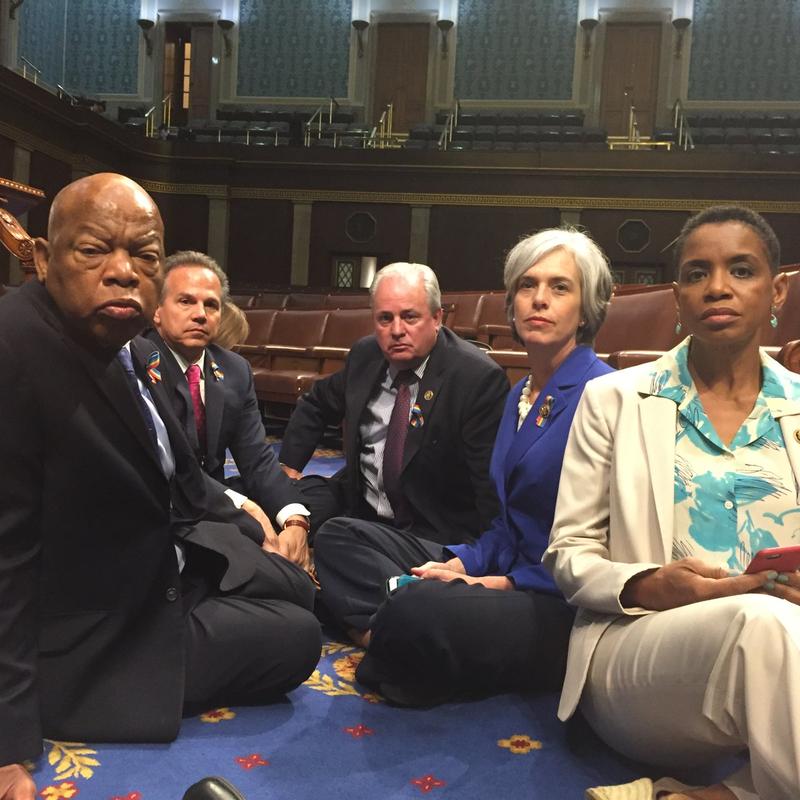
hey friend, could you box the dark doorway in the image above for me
[372,23,430,133]
[163,22,213,126]
[599,22,662,137]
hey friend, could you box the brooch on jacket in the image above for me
[210,360,224,382]
[146,351,161,384]
[535,395,554,427]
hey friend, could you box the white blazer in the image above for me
[543,351,800,721]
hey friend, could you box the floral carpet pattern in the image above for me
[29,639,659,800]
[27,446,742,798]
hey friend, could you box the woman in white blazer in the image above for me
[545,206,800,800]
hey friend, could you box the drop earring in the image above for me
[675,318,682,335]
[770,306,778,329]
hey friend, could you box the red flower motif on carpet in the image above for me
[39,782,78,799]
[235,753,269,770]
[112,793,141,800]
[343,723,374,738]
[411,775,446,793]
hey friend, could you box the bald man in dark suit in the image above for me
[0,174,320,800]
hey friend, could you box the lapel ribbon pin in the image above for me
[146,351,161,384]
[410,403,425,428]
[211,360,224,382]
[535,395,554,427]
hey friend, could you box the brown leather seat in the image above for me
[251,310,330,404]
[323,293,371,309]
[487,349,529,385]
[284,292,327,309]
[606,350,664,370]
[441,292,486,339]
[311,308,374,375]
[766,270,800,346]
[229,293,258,308]
[594,286,682,355]
[476,292,518,349]
[252,292,288,309]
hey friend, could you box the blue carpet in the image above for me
[28,640,651,800]
[28,445,742,798]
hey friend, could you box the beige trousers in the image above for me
[580,594,800,800]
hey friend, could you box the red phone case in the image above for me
[744,545,800,574]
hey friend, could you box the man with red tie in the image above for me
[143,252,312,568]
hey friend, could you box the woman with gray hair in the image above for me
[354,228,614,706]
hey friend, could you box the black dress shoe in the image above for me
[182,777,247,800]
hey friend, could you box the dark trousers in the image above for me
[314,516,444,631]
[313,516,575,706]
[180,538,321,712]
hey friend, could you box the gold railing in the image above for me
[161,93,173,129]
[367,103,394,148]
[144,106,156,138]
[607,91,672,151]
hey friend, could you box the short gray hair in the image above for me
[162,250,230,303]
[503,228,613,346]
[370,262,442,315]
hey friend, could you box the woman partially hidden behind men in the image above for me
[313,226,614,706]
[547,206,800,800]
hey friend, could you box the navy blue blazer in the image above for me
[140,329,301,522]
[449,346,612,593]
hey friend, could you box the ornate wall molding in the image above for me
[0,119,110,173]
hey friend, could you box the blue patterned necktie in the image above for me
[117,347,158,450]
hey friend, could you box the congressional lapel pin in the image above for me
[410,402,425,428]
[211,360,225,382]
[146,350,162,384]
[535,395,555,427]
[794,429,800,444]
[423,389,434,401]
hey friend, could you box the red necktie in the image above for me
[186,363,206,452]
[382,370,416,525]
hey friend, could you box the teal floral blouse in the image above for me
[648,338,800,572]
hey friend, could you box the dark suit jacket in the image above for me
[449,346,612,592]
[279,327,509,544]
[140,329,301,521]
[0,281,304,765]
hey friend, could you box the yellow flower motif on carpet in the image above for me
[39,781,79,799]
[333,652,364,682]
[200,707,236,723]
[46,740,100,780]
[497,734,542,754]
[303,640,382,701]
